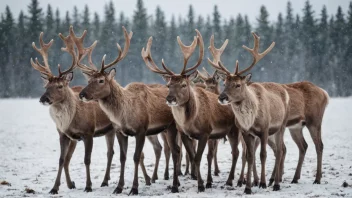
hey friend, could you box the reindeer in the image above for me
[74,27,181,195]
[142,30,242,192]
[208,32,290,194]
[209,35,329,186]
[31,27,162,194]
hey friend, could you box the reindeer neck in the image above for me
[172,86,198,123]
[231,86,259,131]
[98,80,125,116]
[49,88,77,132]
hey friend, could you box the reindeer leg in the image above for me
[289,127,307,183]
[113,131,128,194]
[49,133,70,194]
[237,134,247,187]
[273,128,285,191]
[64,140,77,189]
[166,124,181,193]
[252,137,260,186]
[190,140,198,180]
[226,126,240,187]
[258,130,268,189]
[161,132,171,180]
[101,131,115,187]
[177,133,183,176]
[242,132,255,194]
[83,135,93,192]
[147,135,162,183]
[139,151,151,186]
[206,139,215,188]
[307,124,323,184]
[194,134,209,192]
[268,136,277,186]
[213,139,220,176]
[129,132,146,195]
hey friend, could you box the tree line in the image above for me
[0,0,351,97]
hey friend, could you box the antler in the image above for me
[178,29,204,75]
[31,32,54,78]
[236,32,275,75]
[57,29,78,77]
[99,26,133,73]
[202,67,212,78]
[207,34,231,75]
[141,37,174,75]
[69,25,98,75]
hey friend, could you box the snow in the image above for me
[0,98,352,197]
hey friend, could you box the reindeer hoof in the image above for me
[164,174,169,180]
[206,183,212,188]
[268,179,274,186]
[226,180,233,186]
[244,188,252,194]
[49,189,58,194]
[214,170,220,176]
[113,187,123,194]
[101,182,108,187]
[252,181,259,187]
[178,171,184,176]
[237,180,243,187]
[198,185,205,192]
[184,170,189,175]
[84,187,92,192]
[291,179,298,184]
[191,174,197,180]
[259,183,267,189]
[273,184,280,191]
[128,188,138,195]
[68,181,76,189]
[313,180,321,184]
[171,186,179,193]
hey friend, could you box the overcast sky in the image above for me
[1,0,351,24]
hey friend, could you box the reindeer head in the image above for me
[196,68,221,93]
[73,27,133,101]
[142,30,204,107]
[31,28,77,105]
[208,32,275,105]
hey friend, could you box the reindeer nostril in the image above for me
[218,93,228,101]
[166,95,176,102]
[79,92,86,99]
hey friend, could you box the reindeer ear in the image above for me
[162,75,171,82]
[187,70,198,81]
[41,75,49,86]
[244,73,252,83]
[217,71,227,81]
[213,70,220,81]
[63,72,73,82]
[107,68,116,80]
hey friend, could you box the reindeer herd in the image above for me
[30,25,329,195]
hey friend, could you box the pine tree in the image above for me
[255,5,273,81]
[186,5,195,40]
[92,12,100,41]
[45,5,55,64]
[212,5,221,44]
[167,15,178,73]
[223,17,235,62]
[273,13,285,83]
[131,0,148,82]
[0,6,15,97]
[82,5,90,30]
[344,2,352,95]
[27,0,43,96]
[316,6,329,89]
[63,11,71,33]
[153,6,166,64]
[72,6,80,31]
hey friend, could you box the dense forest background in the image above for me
[0,0,351,97]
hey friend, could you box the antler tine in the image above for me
[182,29,204,75]
[100,26,133,72]
[177,35,198,74]
[208,34,228,64]
[58,30,77,77]
[202,67,211,78]
[237,32,275,75]
[207,58,231,75]
[197,69,208,80]
[31,32,54,77]
[141,37,172,75]
[234,60,239,74]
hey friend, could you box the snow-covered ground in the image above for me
[0,98,352,197]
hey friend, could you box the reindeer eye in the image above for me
[99,80,104,83]
[58,85,63,89]
[235,84,241,88]
[182,84,187,88]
